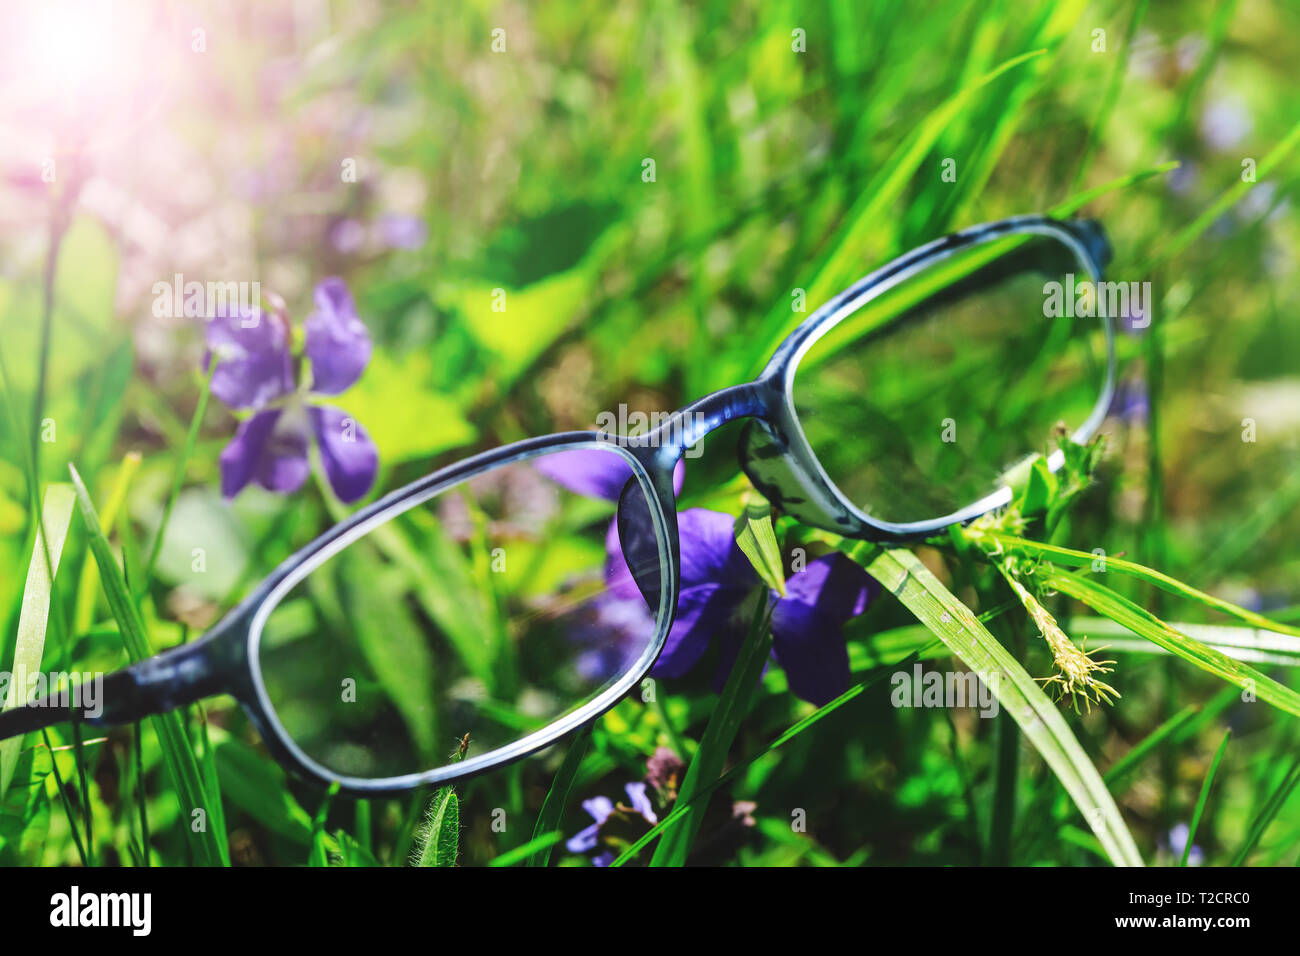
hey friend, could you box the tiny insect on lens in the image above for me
[254,444,668,781]
[791,233,1110,525]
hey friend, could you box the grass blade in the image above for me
[612,648,917,867]
[739,49,1046,378]
[0,484,76,795]
[650,591,772,866]
[67,464,226,866]
[527,724,591,867]
[978,532,1300,637]
[838,541,1143,866]
[197,704,230,866]
[1182,730,1230,866]
[140,361,214,596]
[1143,115,1300,271]
[1079,617,1300,668]
[73,452,140,634]
[1041,567,1300,718]
[1230,754,1300,866]
[1069,0,1148,189]
[493,831,562,868]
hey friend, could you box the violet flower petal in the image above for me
[565,823,602,854]
[648,508,757,678]
[536,449,685,501]
[769,554,878,704]
[218,408,310,499]
[205,308,294,410]
[581,795,615,824]
[624,782,658,825]
[309,404,379,503]
[676,507,756,586]
[377,213,428,250]
[535,448,634,500]
[652,583,743,678]
[304,278,372,395]
[645,747,684,793]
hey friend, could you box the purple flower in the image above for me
[303,278,373,395]
[538,448,878,705]
[642,511,876,705]
[205,279,379,503]
[645,746,685,800]
[566,782,658,867]
[377,213,428,250]
[1166,823,1204,866]
[534,447,685,501]
[1167,158,1198,196]
[1109,376,1149,424]
[1200,98,1251,151]
[205,305,295,411]
[327,217,366,256]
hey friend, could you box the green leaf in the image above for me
[835,540,1143,867]
[308,782,339,866]
[338,348,476,465]
[1183,730,1230,866]
[1016,457,1058,519]
[0,483,75,796]
[67,464,227,866]
[0,745,52,862]
[441,269,592,386]
[328,552,439,761]
[493,831,563,868]
[734,500,786,596]
[527,725,591,868]
[333,829,380,867]
[212,731,313,844]
[413,787,460,867]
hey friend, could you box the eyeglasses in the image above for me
[0,214,1115,794]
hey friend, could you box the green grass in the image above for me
[1,0,1298,869]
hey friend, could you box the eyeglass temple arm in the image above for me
[0,630,241,743]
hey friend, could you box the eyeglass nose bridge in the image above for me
[636,379,779,475]
[620,377,857,547]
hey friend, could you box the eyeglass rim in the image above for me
[0,214,1114,795]
[754,214,1116,538]
[243,437,679,793]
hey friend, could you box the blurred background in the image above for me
[0,0,1297,866]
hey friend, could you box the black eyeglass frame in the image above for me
[0,214,1114,795]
